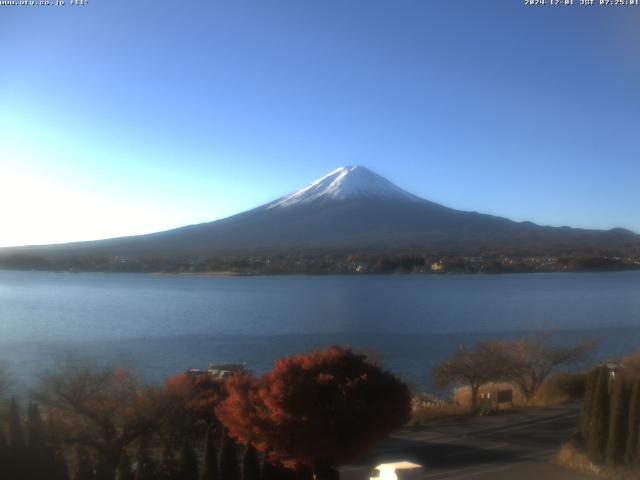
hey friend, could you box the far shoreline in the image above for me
[1,267,640,277]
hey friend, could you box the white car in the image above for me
[369,462,424,480]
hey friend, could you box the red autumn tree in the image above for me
[216,346,411,475]
[163,372,227,437]
[165,373,226,418]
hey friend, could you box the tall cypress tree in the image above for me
[262,461,295,480]
[9,397,25,449]
[261,458,277,480]
[314,466,340,480]
[45,410,72,480]
[0,428,7,477]
[587,366,610,464]
[201,427,218,480]
[218,430,240,480]
[159,445,179,480]
[135,434,157,480]
[27,403,46,450]
[25,403,52,480]
[580,369,597,440]
[47,409,60,447]
[2,406,19,480]
[295,464,313,480]
[261,452,297,480]
[625,381,640,465]
[241,445,260,480]
[636,419,640,466]
[50,448,71,480]
[180,440,199,480]
[73,445,95,480]
[606,375,629,466]
[117,450,135,480]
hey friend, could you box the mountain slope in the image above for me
[2,165,639,259]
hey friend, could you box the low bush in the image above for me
[618,352,640,379]
[409,402,469,425]
[556,441,640,480]
[531,372,586,407]
[556,441,602,477]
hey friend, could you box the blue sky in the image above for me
[1,0,639,246]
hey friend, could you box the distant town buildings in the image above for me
[1,251,638,275]
[431,262,444,273]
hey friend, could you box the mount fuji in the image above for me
[2,165,639,260]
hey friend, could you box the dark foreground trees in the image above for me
[0,363,10,397]
[579,364,640,467]
[0,397,70,480]
[216,346,411,478]
[2,346,408,479]
[0,365,225,479]
[33,360,163,480]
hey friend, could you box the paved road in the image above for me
[342,404,592,480]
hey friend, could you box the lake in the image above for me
[0,270,639,391]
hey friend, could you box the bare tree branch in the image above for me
[500,334,597,399]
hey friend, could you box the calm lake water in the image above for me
[0,270,639,391]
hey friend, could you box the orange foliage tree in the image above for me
[163,372,227,434]
[216,346,411,475]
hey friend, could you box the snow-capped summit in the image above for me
[268,165,419,208]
